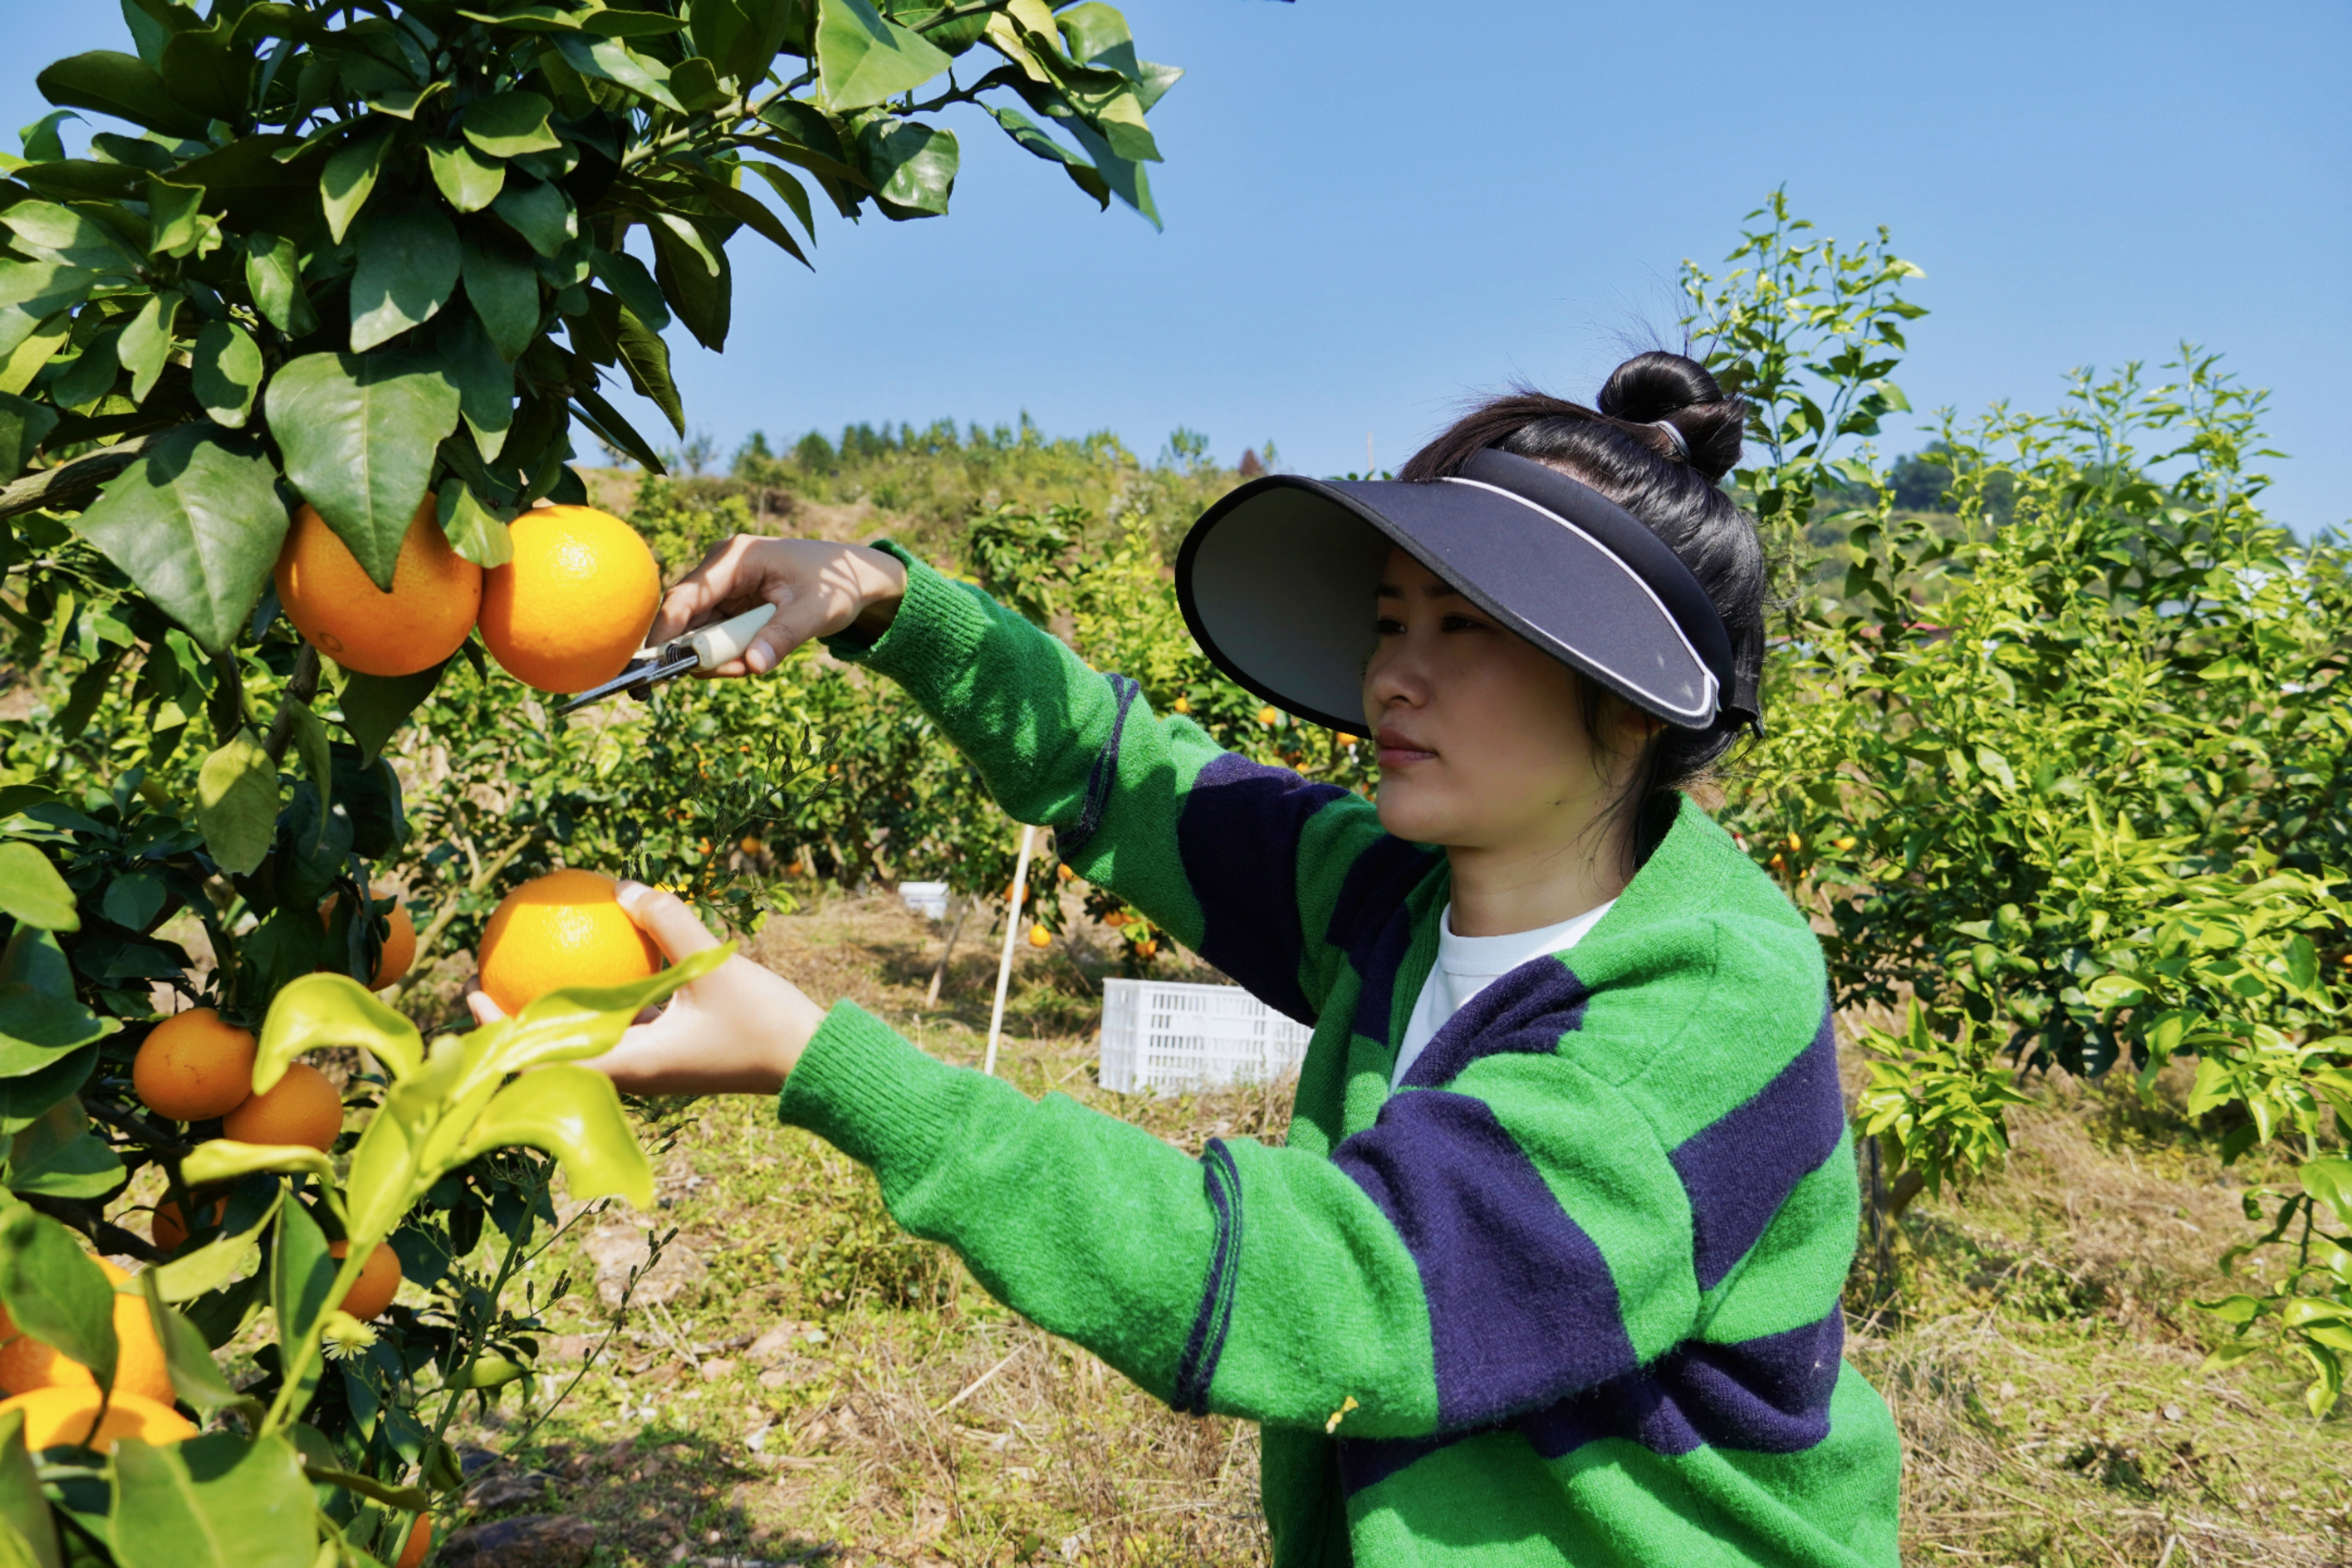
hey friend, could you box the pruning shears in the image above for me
[555,604,780,716]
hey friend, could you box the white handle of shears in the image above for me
[684,604,780,671]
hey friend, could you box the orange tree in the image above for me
[0,0,1186,1561]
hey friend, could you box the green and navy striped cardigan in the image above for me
[779,547,1903,1566]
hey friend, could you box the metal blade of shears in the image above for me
[555,649,699,715]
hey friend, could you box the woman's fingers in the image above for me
[646,536,773,644]
[464,980,508,1026]
[615,881,723,960]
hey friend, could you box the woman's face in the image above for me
[1361,547,1642,851]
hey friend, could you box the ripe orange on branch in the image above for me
[0,1259,175,1404]
[0,1387,194,1452]
[476,869,662,1016]
[479,506,660,693]
[322,895,418,988]
[131,1008,256,1122]
[223,1061,343,1151]
[328,1241,403,1321]
[276,497,483,677]
[150,1195,227,1252]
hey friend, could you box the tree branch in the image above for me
[262,645,323,766]
[0,433,169,523]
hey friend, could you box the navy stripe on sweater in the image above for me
[1174,754,1346,1024]
[1054,673,1140,862]
[1172,1140,1245,1415]
[1333,1090,1636,1428]
[1667,1002,1844,1291]
[1323,833,1437,1045]
[1335,1307,1846,1495]
[1396,957,1591,1091]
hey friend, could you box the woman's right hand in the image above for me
[646,537,908,678]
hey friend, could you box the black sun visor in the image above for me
[1175,448,1739,734]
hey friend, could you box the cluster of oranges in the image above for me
[276,497,662,694]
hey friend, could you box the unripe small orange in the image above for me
[328,1241,402,1321]
[131,1008,256,1122]
[223,1062,343,1151]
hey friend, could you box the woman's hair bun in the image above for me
[1596,350,1743,485]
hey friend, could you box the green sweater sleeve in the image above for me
[826,546,1397,1025]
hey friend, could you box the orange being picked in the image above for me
[0,1386,194,1452]
[478,505,660,693]
[131,1008,256,1122]
[328,1241,403,1321]
[0,1259,174,1404]
[475,869,661,1016]
[150,1195,227,1252]
[221,1061,343,1151]
[322,895,418,988]
[276,496,483,678]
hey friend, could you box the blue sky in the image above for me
[5,3,2344,530]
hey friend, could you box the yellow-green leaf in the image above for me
[180,1140,335,1186]
[455,1065,653,1209]
[254,973,423,1091]
[194,728,277,876]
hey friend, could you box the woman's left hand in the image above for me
[465,882,828,1096]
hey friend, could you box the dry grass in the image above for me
[439,893,2350,1568]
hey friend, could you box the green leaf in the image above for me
[2084,972,2147,1009]
[149,1187,275,1301]
[348,202,461,353]
[266,352,463,590]
[118,289,181,404]
[270,1188,336,1357]
[35,51,210,139]
[687,172,809,267]
[191,319,262,428]
[71,424,290,657]
[194,726,277,877]
[243,233,317,337]
[102,874,164,931]
[438,481,512,569]
[148,176,209,258]
[281,696,332,838]
[987,105,1107,208]
[552,34,685,112]
[0,1047,96,1138]
[0,1204,118,1389]
[5,1101,123,1200]
[159,26,253,123]
[0,930,114,1076]
[179,1140,334,1186]
[0,1407,62,1568]
[856,116,957,219]
[647,212,730,350]
[2303,1156,2352,1230]
[254,973,422,1092]
[425,139,505,213]
[460,89,560,158]
[110,1433,318,1568]
[611,302,681,435]
[0,392,58,478]
[817,0,952,111]
[320,128,391,246]
[0,202,140,274]
[490,176,576,259]
[456,1065,654,1209]
[571,384,664,473]
[440,310,514,462]
[136,1272,247,1415]
[0,845,77,933]
[337,659,448,765]
[0,264,94,365]
[461,230,540,361]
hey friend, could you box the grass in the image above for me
[419,892,2349,1568]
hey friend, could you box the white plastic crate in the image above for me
[1098,978,1314,1095]
[897,881,949,921]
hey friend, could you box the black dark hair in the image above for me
[1399,351,1766,863]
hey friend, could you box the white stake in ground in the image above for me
[982,822,1037,1078]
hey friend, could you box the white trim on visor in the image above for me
[1438,475,1721,723]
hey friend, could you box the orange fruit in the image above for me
[0,1386,193,1452]
[150,1196,227,1252]
[0,1259,175,1404]
[475,869,662,1016]
[328,1241,402,1321]
[323,896,418,988]
[1028,925,1052,948]
[477,506,660,693]
[222,1062,343,1151]
[131,1008,256,1122]
[394,1515,432,1568]
[276,497,483,678]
